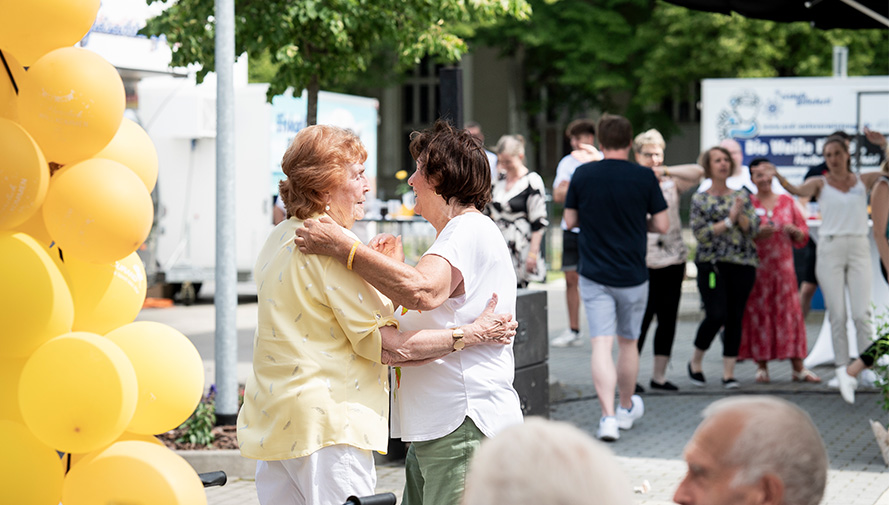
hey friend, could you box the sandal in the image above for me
[755,367,770,384]
[792,368,821,383]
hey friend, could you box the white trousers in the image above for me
[255,445,376,505]
[816,234,873,366]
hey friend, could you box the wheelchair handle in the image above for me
[199,471,227,488]
[343,492,397,505]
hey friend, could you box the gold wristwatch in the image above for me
[452,328,465,351]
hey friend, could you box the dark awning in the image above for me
[660,0,889,29]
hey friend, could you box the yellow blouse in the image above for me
[237,218,398,460]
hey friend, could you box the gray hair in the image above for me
[495,134,525,158]
[703,396,828,505]
[633,129,665,152]
[462,418,634,505]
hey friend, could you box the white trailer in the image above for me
[137,74,380,302]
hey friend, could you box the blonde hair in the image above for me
[462,418,634,505]
[633,129,665,152]
[495,134,526,158]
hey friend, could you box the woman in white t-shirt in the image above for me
[771,136,884,401]
[296,120,523,505]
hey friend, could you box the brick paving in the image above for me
[140,278,889,505]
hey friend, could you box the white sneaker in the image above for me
[616,394,645,430]
[552,329,582,348]
[859,369,879,389]
[597,416,620,442]
[835,366,857,405]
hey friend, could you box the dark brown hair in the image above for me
[278,125,367,220]
[566,118,596,139]
[698,146,735,179]
[409,120,492,210]
[596,114,633,150]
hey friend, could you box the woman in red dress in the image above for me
[739,158,820,383]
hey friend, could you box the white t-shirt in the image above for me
[485,149,499,181]
[553,153,587,232]
[390,213,523,441]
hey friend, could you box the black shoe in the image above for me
[650,379,679,391]
[687,363,706,387]
[722,378,740,390]
[635,383,645,394]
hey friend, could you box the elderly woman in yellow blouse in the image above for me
[237,125,516,505]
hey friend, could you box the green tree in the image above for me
[474,0,888,137]
[141,0,530,124]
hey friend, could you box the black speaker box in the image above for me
[513,361,550,418]
[513,289,548,369]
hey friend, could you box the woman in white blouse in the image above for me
[296,120,524,505]
[771,135,884,400]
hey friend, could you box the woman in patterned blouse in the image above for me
[687,145,759,390]
[485,134,549,288]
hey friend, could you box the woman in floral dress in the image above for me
[738,159,819,383]
[486,134,549,288]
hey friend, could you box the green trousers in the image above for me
[401,417,485,505]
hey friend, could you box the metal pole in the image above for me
[214,0,238,426]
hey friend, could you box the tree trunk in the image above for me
[307,73,319,126]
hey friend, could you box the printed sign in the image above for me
[702,76,888,182]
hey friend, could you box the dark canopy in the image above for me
[660,0,889,29]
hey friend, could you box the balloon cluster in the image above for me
[1,1,207,503]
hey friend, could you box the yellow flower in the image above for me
[395,170,408,181]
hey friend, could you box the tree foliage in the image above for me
[141,0,530,124]
[474,0,889,137]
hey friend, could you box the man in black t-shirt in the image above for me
[565,114,668,442]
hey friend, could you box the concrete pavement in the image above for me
[137,277,889,505]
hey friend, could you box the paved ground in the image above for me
[138,277,889,505]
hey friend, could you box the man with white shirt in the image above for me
[465,121,500,182]
[552,119,601,347]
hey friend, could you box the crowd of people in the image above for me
[242,115,888,505]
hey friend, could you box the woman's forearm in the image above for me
[351,246,453,310]
[380,314,512,366]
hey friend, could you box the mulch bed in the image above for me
[159,425,239,451]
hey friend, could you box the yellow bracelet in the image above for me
[347,240,360,271]
[663,167,670,177]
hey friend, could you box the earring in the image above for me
[325,204,330,211]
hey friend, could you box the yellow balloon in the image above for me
[0,48,25,121]
[11,207,53,247]
[0,420,65,505]
[63,252,147,334]
[105,321,205,435]
[42,158,153,264]
[0,118,49,230]
[95,118,159,192]
[19,332,137,454]
[0,0,100,66]
[18,47,125,164]
[0,358,26,422]
[68,431,165,468]
[63,441,207,505]
[0,232,73,358]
